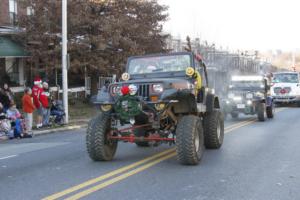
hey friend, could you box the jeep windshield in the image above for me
[230,76,264,90]
[127,54,191,74]
[272,73,299,83]
[230,81,264,89]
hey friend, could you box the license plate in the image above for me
[237,104,245,109]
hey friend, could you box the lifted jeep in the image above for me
[86,52,224,165]
[223,75,275,121]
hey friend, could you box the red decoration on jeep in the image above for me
[121,85,130,95]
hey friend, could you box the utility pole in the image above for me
[292,51,296,71]
[62,0,69,123]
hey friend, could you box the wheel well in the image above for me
[214,97,220,109]
[173,94,197,114]
[206,95,220,112]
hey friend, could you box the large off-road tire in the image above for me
[203,110,224,149]
[257,102,266,121]
[231,112,239,119]
[86,113,117,161]
[266,103,275,118]
[176,115,204,165]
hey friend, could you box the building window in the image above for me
[9,0,18,25]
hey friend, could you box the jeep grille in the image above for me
[137,84,150,100]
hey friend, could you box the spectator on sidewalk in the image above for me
[0,104,13,139]
[32,77,43,128]
[0,87,11,112]
[40,82,51,127]
[22,87,35,136]
[2,83,14,103]
[6,101,23,138]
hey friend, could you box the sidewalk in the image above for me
[0,118,89,141]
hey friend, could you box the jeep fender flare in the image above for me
[206,94,220,112]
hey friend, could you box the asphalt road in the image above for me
[0,107,299,200]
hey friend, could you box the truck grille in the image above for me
[273,87,291,94]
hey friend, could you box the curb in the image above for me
[34,124,88,136]
[0,124,87,141]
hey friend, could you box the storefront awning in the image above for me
[0,36,28,58]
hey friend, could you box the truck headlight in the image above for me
[152,84,164,93]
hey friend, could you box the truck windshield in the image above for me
[273,73,299,83]
[127,54,191,74]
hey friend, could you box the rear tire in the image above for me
[203,110,224,149]
[86,113,117,161]
[176,115,204,165]
[257,103,266,121]
[231,112,239,119]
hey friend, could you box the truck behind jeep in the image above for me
[86,52,224,165]
[271,72,300,106]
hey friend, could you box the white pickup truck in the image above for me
[271,72,300,106]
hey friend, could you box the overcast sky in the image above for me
[159,0,300,51]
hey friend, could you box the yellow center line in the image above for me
[42,148,175,200]
[225,119,257,133]
[225,119,256,131]
[44,107,288,200]
[64,152,177,200]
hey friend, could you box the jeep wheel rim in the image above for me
[217,119,221,140]
[194,128,200,152]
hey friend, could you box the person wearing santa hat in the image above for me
[32,77,44,128]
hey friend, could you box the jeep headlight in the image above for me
[228,93,234,98]
[233,96,242,101]
[155,103,166,111]
[111,85,121,95]
[246,93,253,99]
[152,84,164,93]
[255,92,264,97]
[128,84,138,95]
[100,104,112,112]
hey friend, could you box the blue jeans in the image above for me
[42,108,50,126]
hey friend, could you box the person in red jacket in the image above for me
[40,82,51,126]
[32,77,43,128]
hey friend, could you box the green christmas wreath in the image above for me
[114,95,141,121]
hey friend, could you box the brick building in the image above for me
[0,0,29,88]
